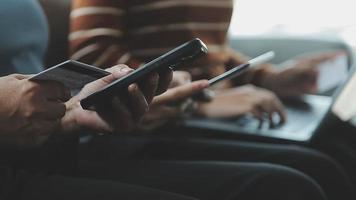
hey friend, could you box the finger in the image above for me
[271,98,287,124]
[75,109,114,133]
[78,65,134,100]
[138,72,159,104]
[156,68,173,95]
[153,80,209,105]
[265,96,286,126]
[256,95,279,126]
[104,65,134,83]
[127,84,149,122]
[251,108,264,127]
[257,103,273,126]
[110,97,136,133]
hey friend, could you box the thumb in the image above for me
[77,65,133,99]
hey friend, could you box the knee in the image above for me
[230,163,327,200]
[283,145,346,176]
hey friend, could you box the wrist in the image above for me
[255,64,279,89]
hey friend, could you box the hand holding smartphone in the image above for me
[193,51,275,100]
[80,38,208,109]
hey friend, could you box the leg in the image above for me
[137,137,355,200]
[314,130,356,186]
[0,169,197,200]
[79,135,353,200]
[77,160,326,200]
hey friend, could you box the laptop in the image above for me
[183,56,355,143]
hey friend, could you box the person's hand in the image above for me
[0,74,70,146]
[197,85,286,125]
[61,65,152,134]
[261,51,345,97]
[139,71,209,131]
[139,68,173,104]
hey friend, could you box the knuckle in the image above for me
[111,65,134,78]
[28,82,42,93]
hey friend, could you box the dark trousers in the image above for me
[0,161,326,200]
[0,168,197,200]
[77,160,326,200]
[312,120,356,188]
[80,134,355,200]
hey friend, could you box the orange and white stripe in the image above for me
[117,52,132,64]
[70,44,101,60]
[70,7,124,18]
[69,28,122,41]
[130,0,232,12]
[93,45,119,66]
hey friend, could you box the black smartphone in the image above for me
[192,51,275,101]
[81,38,208,109]
[209,51,275,86]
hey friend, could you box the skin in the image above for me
[0,74,70,146]
[262,51,345,97]
[0,64,168,146]
[139,71,209,131]
[61,65,163,134]
[197,85,286,126]
[197,51,344,125]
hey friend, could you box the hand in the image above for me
[61,65,150,134]
[0,74,70,146]
[169,71,192,88]
[197,85,286,125]
[140,71,209,131]
[262,51,345,97]
[139,69,173,104]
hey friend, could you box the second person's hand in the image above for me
[197,85,287,126]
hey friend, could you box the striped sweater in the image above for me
[69,0,273,87]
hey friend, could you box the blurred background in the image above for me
[226,0,355,69]
[229,0,356,47]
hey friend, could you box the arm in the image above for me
[69,0,142,68]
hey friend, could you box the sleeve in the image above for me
[225,47,276,87]
[69,0,142,69]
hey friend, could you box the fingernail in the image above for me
[129,84,138,91]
